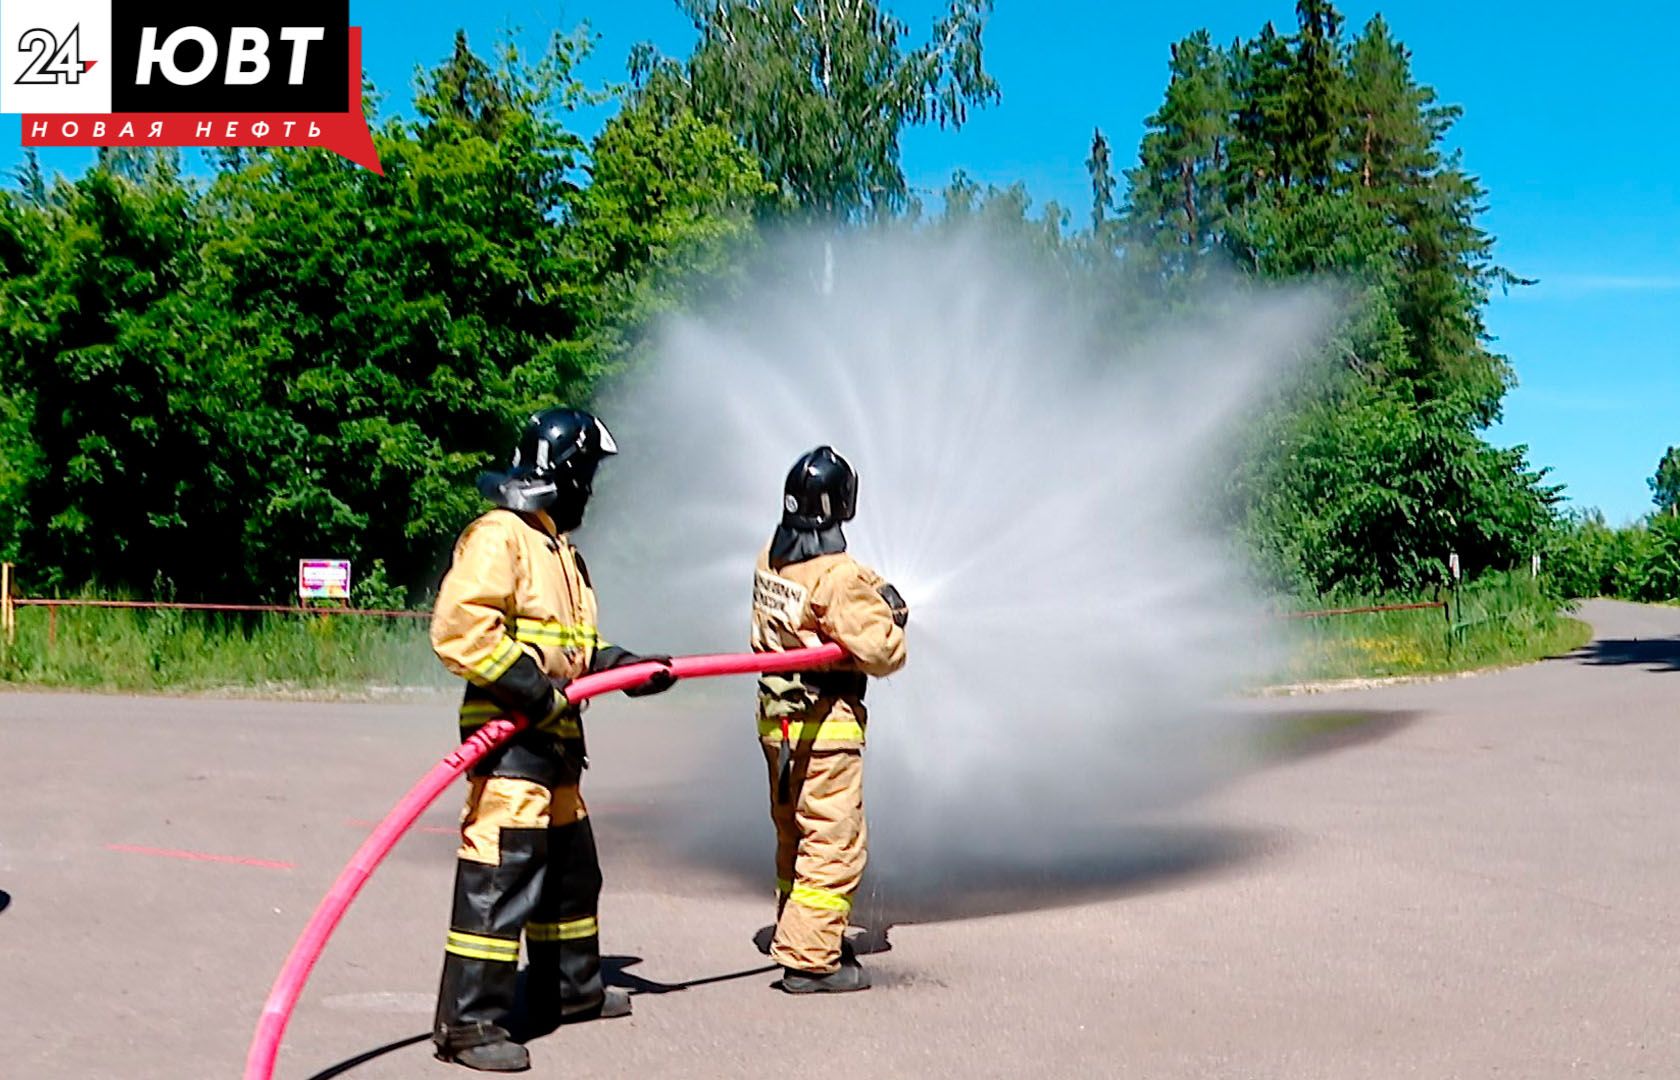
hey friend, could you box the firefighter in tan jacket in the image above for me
[751,446,908,993]
[430,408,676,1073]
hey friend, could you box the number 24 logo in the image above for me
[15,26,95,85]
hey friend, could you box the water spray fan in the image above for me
[244,643,844,1080]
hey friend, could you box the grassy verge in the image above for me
[1277,572,1592,684]
[0,605,449,696]
[0,572,1593,695]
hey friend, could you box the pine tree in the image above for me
[1226,23,1292,198]
[416,30,515,140]
[1345,15,1434,191]
[1283,0,1347,189]
[1086,127,1115,231]
[1651,447,1680,515]
[1340,14,1514,417]
[1132,5,1551,592]
[1126,30,1234,268]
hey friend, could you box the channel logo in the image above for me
[0,0,380,172]
[12,25,97,84]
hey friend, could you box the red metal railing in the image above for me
[0,577,1453,648]
[9,597,428,618]
[1282,600,1447,619]
[2,595,431,647]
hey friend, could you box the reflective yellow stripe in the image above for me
[527,916,598,942]
[775,878,792,896]
[789,883,852,913]
[459,701,580,738]
[756,717,867,743]
[542,716,583,738]
[446,942,520,962]
[468,637,523,684]
[445,931,520,962]
[512,619,606,649]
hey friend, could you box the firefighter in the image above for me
[751,445,908,993]
[429,407,676,1072]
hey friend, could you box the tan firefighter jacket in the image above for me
[751,546,907,751]
[432,508,603,748]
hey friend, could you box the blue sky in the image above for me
[4,2,1674,522]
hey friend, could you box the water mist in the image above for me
[586,229,1331,925]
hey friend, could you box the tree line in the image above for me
[1546,448,1680,602]
[0,2,1589,604]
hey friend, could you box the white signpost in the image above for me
[298,559,352,602]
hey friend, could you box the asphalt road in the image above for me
[2,599,1676,1079]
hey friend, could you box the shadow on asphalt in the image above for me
[630,817,1278,930]
[0,889,11,915]
[303,1033,429,1080]
[845,709,1420,924]
[601,954,780,995]
[606,708,1426,932]
[300,960,778,1077]
[1255,708,1420,762]
[1569,637,1680,672]
[850,824,1275,926]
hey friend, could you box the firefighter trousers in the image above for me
[763,744,867,974]
[434,776,605,1051]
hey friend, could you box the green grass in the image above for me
[1277,572,1592,683]
[0,606,449,696]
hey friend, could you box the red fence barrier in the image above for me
[9,598,430,618]
[1281,600,1448,620]
[1,594,431,647]
[0,586,1452,649]
[6,596,1448,621]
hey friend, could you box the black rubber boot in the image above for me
[435,830,547,1051]
[437,1031,531,1072]
[778,960,871,994]
[565,986,632,1021]
[523,817,610,1037]
[520,984,632,1040]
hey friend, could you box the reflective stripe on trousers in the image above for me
[755,716,866,743]
[764,744,866,974]
[527,916,598,942]
[434,776,604,1049]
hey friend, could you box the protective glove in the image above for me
[478,649,571,730]
[591,645,678,697]
[527,677,577,736]
[543,677,573,717]
[878,583,909,628]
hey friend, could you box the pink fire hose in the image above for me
[244,644,845,1080]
